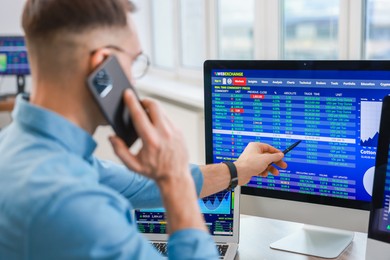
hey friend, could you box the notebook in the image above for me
[366,95,390,260]
[134,187,240,259]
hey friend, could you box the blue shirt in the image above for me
[0,95,218,260]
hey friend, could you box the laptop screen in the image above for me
[368,95,390,242]
[134,189,237,237]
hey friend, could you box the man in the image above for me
[0,0,286,259]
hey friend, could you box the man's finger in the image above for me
[123,90,156,141]
[110,136,143,173]
[274,160,288,169]
[141,98,172,134]
[248,142,283,155]
[260,144,284,154]
[141,98,163,125]
[264,152,284,165]
[258,170,269,177]
[268,166,280,176]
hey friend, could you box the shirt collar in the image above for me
[12,94,97,159]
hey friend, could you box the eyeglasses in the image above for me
[92,45,150,80]
[131,52,150,79]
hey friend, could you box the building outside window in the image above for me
[366,0,390,59]
[283,0,339,60]
[217,0,255,60]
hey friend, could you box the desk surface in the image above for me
[236,215,367,260]
[0,96,15,112]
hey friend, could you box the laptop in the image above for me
[134,187,240,259]
[366,95,390,260]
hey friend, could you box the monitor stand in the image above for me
[270,225,354,259]
[16,75,26,94]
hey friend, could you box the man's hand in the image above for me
[109,90,189,184]
[200,142,287,198]
[109,90,207,234]
[234,142,287,185]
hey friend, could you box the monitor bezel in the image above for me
[368,95,390,242]
[0,35,30,76]
[203,60,390,212]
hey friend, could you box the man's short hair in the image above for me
[22,0,136,40]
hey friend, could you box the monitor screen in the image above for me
[204,61,390,211]
[0,36,30,76]
[134,189,237,237]
[368,95,390,242]
[378,145,390,233]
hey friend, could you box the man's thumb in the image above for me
[266,152,284,165]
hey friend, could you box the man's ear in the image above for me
[89,48,112,73]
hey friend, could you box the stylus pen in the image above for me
[283,140,302,155]
[268,140,302,167]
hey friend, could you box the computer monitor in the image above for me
[0,36,30,94]
[366,95,390,260]
[204,60,390,258]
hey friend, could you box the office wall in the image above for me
[0,0,24,34]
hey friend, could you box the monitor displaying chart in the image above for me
[208,68,390,204]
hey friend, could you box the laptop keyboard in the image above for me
[217,244,229,258]
[152,242,168,257]
[151,242,229,259]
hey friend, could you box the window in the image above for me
[366,0,390,59]
[151,0,175,68]
[145,0,390,80]
[217,0,255,59]
[283,0,339,60]
[180,0,206,68]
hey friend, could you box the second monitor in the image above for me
[0,36,30,94]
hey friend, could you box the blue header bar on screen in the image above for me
[212,77,390,89]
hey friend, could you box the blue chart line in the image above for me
[140,192,232,215]
[360,101,382,147]
[199,191,231,214]
[360,132,379,146]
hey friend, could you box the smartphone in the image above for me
[87,55,139,147]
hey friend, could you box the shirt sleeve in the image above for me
[28,187,218,260]
[94,158,204,209]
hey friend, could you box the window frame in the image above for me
[141,0,379,84]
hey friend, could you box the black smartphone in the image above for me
[87,55,139,147]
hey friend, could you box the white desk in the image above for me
[236,215,367,260]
